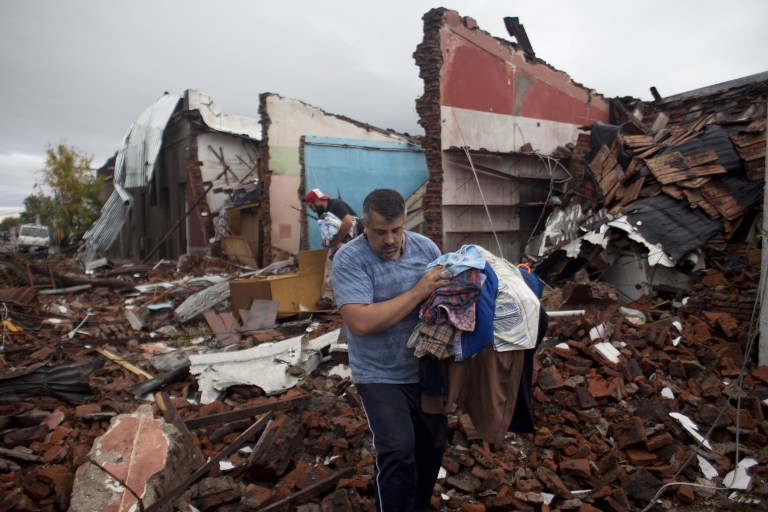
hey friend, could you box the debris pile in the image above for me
[532,82,766,302]
[0,249,766,511]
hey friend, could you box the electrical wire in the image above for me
[459,146,505,258]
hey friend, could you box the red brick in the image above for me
[701,272,729,287]
[516,477,544,493]
[559,458,591,479]
[537,365,565,391]
[281,459,333,490]
[41,409,66,430]
[612,416,647,450]
[241,484,273,508]
[36,465,74,510]
[751,365,768,384]
[535,466,572,499]
[675,482,695,504]
[338,475,370,493]
[646,432,674,451]
[625,449,657,466]
[42,445,68,464]
[73,403,101,418]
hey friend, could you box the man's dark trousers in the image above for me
[356,382,448,512]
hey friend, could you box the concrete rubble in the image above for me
[0,246,765,512]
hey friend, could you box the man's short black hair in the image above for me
[363,189,406,223]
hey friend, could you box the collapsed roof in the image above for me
[531,74,766,300]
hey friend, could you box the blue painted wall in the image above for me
[303,136,428,250]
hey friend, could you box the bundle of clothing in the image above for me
[318,212,359,255]
[407,244,548,446]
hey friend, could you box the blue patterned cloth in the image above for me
[426,244,486,276]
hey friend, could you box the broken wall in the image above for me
[414,8,611,260]
[258,93,420,261]
[93,90,261,263]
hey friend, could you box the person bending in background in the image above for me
[304,188,362,309]
[331,188,451,512]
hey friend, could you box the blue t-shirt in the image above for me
[332,231,441,384]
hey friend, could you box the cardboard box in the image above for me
[230,249,328,316]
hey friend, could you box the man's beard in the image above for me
[315,204,327,216]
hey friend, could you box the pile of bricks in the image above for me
[0,249,766,511]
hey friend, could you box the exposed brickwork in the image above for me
[413,8,448,250]
[258,93,274,265]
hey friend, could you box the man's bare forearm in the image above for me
[340,266,450,336]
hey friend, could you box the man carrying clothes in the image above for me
[332,188,451,511]
[304,188,362,309]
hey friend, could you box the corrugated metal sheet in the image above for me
[620,194,722,262]
[82,93,182,261]
[123,93,182,188]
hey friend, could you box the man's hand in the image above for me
[413,266,452,300]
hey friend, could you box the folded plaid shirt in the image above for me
[407,321,460,359]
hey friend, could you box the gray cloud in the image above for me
[0,152,45,210]
[1,0,767,213]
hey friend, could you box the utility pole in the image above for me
[760,101,768,366]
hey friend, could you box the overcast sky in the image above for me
[1,0,767,218]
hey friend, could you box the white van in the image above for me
[16,224,51,256]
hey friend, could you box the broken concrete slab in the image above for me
[69,404,193,512]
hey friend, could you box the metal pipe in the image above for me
[545,309,585,317]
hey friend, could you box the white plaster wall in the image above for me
[441,105,582,155]
[266,95,412,155]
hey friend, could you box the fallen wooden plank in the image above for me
[682,149,719,168]
[648,163,726,185]
[95,347,153,379]
[220,235,258,267]
[619,176,645,206]
[38,284,92,295]
[184,394,311,429]
[661,184,686,200]
[175,280,232,324]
